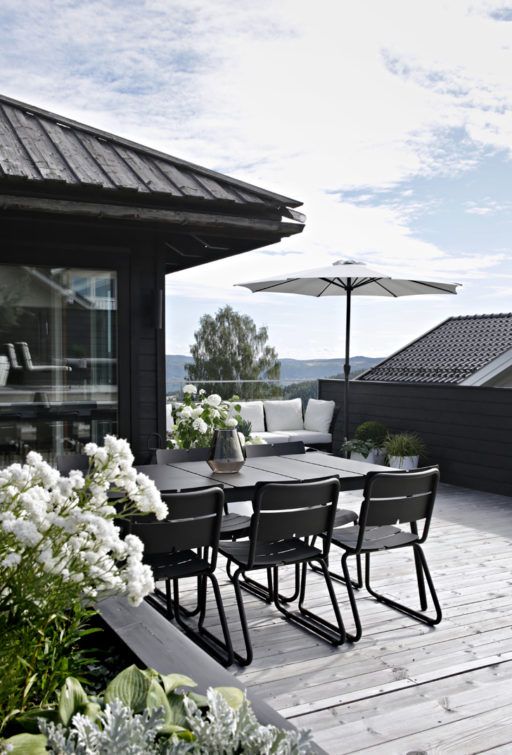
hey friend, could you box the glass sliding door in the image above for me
[0,264,118,466]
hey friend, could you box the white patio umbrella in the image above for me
[237,259,460,442]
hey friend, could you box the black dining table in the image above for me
[137,451,392,502]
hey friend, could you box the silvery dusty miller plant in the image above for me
[37,690,313,755]
[0,436,167,723]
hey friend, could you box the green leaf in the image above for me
[141,668,160,682]
[166,692,189,728]
[160,673,196,695]
[160,724,195,741]
[3,733,48,754]
[145,679,173,725]
[58,677,89,725]
[82,701,102,721]
[15,707,59,734]
[187,691,208,708]
[104,665,151,713]
[214,686,245,709]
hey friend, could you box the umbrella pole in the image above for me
[343,283,352,444]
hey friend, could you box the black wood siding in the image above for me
[0,215,166,464]
[319,379,512,497]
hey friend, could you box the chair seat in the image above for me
[220,538,322,568]
[332,524,417,552]
[333,507,358,528]
[146,549,210,579]
[220,513,250,539]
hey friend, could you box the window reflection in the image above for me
[0,265,118,466]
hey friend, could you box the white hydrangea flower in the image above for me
[225,417,238,428]
[192,418,208,434]
[183,384,198,395]
[206,394,222,407]
[191,406,204,418]
[178,405,193,419]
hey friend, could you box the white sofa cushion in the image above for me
[253,431,292,444]
[264,398,303,431]
[304,398,335,434]
[286,430,332,445]
[232,401,266,432]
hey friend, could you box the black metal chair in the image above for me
[331,466,442,642]
[127,486,234,666]
[219,477,346,666]
[155,446,251,540]
[227,441,309,602]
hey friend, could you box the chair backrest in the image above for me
[4,343,22,370]
[128,486,224,569]
[15,342,33,369]
[155,447,210,464]
[245,441,305,458]
[56,453,89,476]
[360,466,439,541]
[247,476,340,567]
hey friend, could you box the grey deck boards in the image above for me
[103,482,512,753]
[184,483,512,754]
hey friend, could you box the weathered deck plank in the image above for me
[218,483,512,753]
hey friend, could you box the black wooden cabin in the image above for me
[0,94,304,465]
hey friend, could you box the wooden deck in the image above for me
[203,483,512,753]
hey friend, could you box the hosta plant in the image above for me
[2,665,313,754]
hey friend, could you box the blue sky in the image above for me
[2,0,512,358]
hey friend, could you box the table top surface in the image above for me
[136,451,394,495]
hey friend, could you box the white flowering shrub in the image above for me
[0,437,167,724]
[167,387,244,449]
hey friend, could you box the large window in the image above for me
[0,264,118,466]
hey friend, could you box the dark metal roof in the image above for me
[357,313,512,385]
[0,94,303,214]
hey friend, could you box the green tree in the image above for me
[185,306,281,399]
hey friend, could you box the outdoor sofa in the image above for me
[235,397,336,450]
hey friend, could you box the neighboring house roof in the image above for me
[357,313,512,385]
[0,93,303,216]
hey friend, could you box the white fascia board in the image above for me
[461,347,512,386]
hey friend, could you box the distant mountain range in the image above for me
[166,355,383,393]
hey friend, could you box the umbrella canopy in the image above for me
[237,259,460,442]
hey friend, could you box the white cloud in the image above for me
[2,0,512,358]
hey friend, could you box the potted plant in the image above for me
[384,432,426,470]
[354,421,388,464]
[341,437,375,461]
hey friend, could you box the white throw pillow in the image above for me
[264,398,304,431]
[232,401,266,433]
[304,398,335,434]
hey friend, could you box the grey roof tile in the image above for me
[358,313,512,384]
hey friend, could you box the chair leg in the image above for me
[155,575,202,618]
[365,546,442,626]
[340,552,363,642]
[228,560,300,604]
[172,575,234,666]
[272,560,346,646]
[310,540,363,590]
[230,568,254,666]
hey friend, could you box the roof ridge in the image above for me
[0,92,302,208]
[448,312,512,320]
